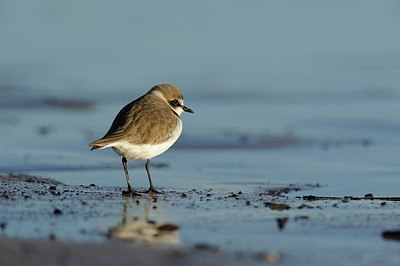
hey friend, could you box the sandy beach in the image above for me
[1,1,400,265]
[1,174,399,266]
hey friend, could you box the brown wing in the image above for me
[89,95,146,149]
[125,96,179,145]
[89,94,179,149]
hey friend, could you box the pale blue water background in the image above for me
[0,1,400,264]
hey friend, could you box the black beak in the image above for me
[182,105,194,113]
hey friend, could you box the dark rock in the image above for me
[265,202,290,211]
[382,230,400,241]
[276,217,289,230]
[53,208,63,216]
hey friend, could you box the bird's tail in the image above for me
[88,139,111,151]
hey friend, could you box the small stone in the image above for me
[294,215,310,221]
[303,195,318,201]
[53,208,63,216]
[342,196,351,203]
[49,233,57,241]
[0,222,6,230]
[276,217,289,230]
[298,203,313,209]
[382,230,400,241]
[265,202,290,211]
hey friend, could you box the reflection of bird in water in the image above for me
[109,218,180,244]
[108,199,180,245]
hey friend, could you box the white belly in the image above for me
[111,120,182,160]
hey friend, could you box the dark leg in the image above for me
[121,157,141,196]
[143,159,163,194]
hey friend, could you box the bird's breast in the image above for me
[112,120,182,160]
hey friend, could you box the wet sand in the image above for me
[1,174,399,266]
[0,237,266,266]
[0,174,271,266]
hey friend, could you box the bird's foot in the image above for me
[142,186,164,194]
[122,189,143,197]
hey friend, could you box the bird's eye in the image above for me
[170,100,180,106]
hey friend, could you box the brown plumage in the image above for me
[88,84,194,195]
[90,91,179,148]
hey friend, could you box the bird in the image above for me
[89,84,193,195]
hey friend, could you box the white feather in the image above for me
[107,119,182,160]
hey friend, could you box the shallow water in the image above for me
[1,93,400,196]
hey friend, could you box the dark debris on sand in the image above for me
[1,172,399,259]
[1,173,63,185]
[382,230,400,241]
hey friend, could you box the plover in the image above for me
[89,84,193,195]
